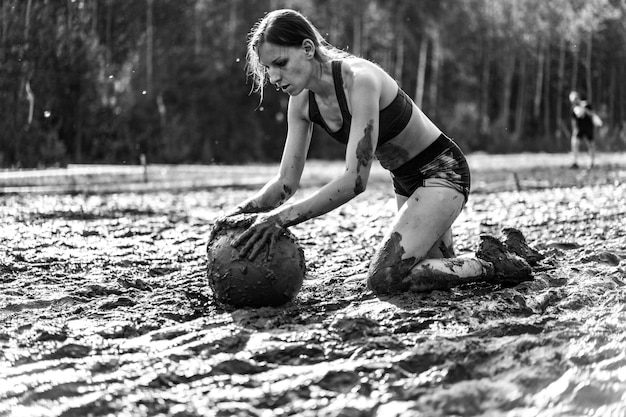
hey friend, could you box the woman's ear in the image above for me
[302,39,315,59]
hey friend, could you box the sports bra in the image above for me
[308,61,413,145]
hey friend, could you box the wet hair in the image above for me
[245,9,350,99]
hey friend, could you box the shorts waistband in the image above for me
[391,134,453,178]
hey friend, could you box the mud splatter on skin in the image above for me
[375,142,411,170]
[209,213,258,243]
[406,264,464,292]
[234,184,294,215]
[369,233,471,293]
[283,210,315,228]
[235,200,271,214]
[278,184,294,205]
[353,122,374,195]
[368,232,417,294]
[355,122,374,169]
[353,176,365,195]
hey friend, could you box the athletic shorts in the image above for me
[576,132,594,141]
[390,134,471,201]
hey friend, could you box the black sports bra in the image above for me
[308,60,413,145]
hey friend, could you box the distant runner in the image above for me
[569,90,602,169]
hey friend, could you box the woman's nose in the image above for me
[268,68,280,84]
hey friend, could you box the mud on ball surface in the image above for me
[207,225,306,308]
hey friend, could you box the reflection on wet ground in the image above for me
[1,163,625,416]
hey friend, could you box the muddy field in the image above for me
[1,155,625,417]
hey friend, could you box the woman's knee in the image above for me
[366,231,418,294]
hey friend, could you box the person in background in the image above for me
[569,90,602,169]
[212,9,542,295]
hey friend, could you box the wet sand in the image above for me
[1,156,625,416]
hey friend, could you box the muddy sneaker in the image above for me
[501,227,545,266]
[476,234,532,284]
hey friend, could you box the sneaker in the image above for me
[501,227,545,266]
[476,234,532,284]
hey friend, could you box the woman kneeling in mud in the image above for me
[214,9,540,294]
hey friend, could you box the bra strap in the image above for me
[331,61,351,118]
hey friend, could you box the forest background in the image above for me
[1,0,625,168]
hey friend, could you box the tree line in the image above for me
[1,0,625,168]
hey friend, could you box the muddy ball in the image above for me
[207,225,305,308]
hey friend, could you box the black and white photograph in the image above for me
[1,1,625,416]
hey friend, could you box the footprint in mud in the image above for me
[96,321,140,339]
[98,295,136,310]
[471,321,545,338]
[330,316,383,341]
[33,325,68,342]
[72,283,123,299]
[117,277,152,291]
[393,317,436,334]
[210,358,269,375]
[546,242,582,250]
[581,251,622,266]
[44,342,91,359]
[395,351,447,374]
[150,328,188,341]
[196,332,251,356]
[252,343,326,365]
[316,370,360,393]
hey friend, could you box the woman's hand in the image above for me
[231,214,285,261]
[208,213,257,243]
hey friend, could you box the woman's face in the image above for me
[257,41,312,96]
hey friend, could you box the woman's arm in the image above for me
[270,66,381,227]
[235,67,383,260]
[226,95,313,216]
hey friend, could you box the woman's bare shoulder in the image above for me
[288,91,311,122]
[341,58,397,101]
[341,59,385,87]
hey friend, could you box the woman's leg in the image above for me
[571,135,580,167]
[395,193,455,259]
[586,138,596,168]
[368,185,532,294]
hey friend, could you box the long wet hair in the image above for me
[246,9,351,100]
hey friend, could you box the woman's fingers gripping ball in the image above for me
[209,213,258,244]
[232,216,284,261]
